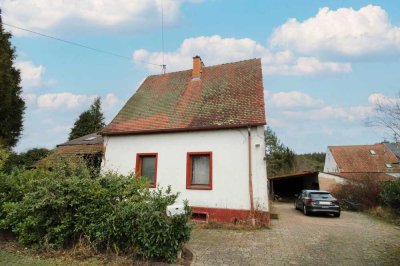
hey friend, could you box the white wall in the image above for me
[318,172,346,191]
[323,148,339,172]
[102,126,269,212]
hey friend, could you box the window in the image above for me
[186,152,212,190]
[369,150,376,155]
[385,163,392,168]
[136,153,158,188]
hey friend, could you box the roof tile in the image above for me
[102,58,266,135]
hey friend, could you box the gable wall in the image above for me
[102,126,268,212]
[323,148,339,172]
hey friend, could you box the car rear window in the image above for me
[309,193,334,199]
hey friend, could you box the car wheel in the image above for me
[334,212,340,218]
[303,205,309,216]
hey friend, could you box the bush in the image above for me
[0,160,192,263]
[0,144,9,171]
[333,175,383,210]
[381,179,400,213]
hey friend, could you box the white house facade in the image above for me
[102,127,268,221]
[101,56,269,224]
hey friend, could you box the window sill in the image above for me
[186,185,212,190]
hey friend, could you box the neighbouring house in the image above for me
[319,143,400,191]
[35,133,103,172]
[101,56,269,224]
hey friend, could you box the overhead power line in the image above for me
[161,0,166,74]
[2,22,163,67]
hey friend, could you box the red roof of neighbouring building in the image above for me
[329,144,400,174]
[102,58,266,135]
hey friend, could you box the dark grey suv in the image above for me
[294,190,341,217]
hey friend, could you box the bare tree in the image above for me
[367,92,400,141]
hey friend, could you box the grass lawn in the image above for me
[0,250,100,266]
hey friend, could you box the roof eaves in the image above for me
[102,123,266,136]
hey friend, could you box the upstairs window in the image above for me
[186,152,212,190]
[136,153,158,188]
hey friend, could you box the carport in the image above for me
[269,171,319,200]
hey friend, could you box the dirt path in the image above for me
[188,203,400,265]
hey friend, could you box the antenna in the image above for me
[161,0,166,74]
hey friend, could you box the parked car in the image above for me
[294,190,341,217]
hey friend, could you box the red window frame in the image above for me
[135,153,158,188]
[186,151,212,190]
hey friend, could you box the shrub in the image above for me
[135,193,192,262]
[333,175,383,210]
[381,179,400,213]
[0,144,9,171]
[1,160,192,263]
[0,167,45,228]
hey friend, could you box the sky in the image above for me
[1,0,399,154]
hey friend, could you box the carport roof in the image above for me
[268,171,319,180]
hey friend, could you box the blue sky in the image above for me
[1,0,399,153]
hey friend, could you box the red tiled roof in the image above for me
[102,58,266,135]
[329,172,395,182]
[329,144,400,173]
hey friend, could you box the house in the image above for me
[36,133,103,171]
[101,56,269,224]
[319,143,400,191]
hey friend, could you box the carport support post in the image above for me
[248,127,255,226]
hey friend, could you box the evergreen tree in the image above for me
[69,97,105,140]
[0,9,25,148]
[265,126,295,177]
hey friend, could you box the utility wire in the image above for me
[161,0,166,74]
[2,22,163,67]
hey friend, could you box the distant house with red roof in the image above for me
[101,56,269,224]
[319,143,400,191]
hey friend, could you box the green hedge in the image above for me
[381,179,400,214]
[0,160,192,263]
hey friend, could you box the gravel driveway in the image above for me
[188,202,400,265]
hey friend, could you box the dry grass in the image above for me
[0,231,193,265]
[367,206,400,226]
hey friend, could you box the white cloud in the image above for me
[102,93,120,111]
[14,60,52,89]
[1,0,197,35]
[368,93,399,106]
[269,5,400,56]
[37,93,96,109]
[46,125,70,134]
[283,105,374,121]
[133,35,351,75]
[269,91,323,108]
[21,93,37,106]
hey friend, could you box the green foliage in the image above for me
[69,97,105,140]
[135,194,192,262]
[4,148,50,172]
[381,179,400,213]
[0,160,192,262]
[0,10,25,148]
[0,144,9,171]
[294,152,326,172]
[265,126,295,177]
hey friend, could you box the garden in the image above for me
[0,151,192,264]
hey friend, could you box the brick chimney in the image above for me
[192,55,204,80]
